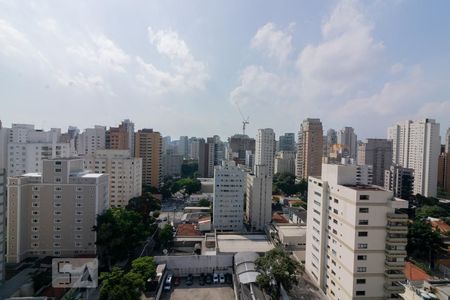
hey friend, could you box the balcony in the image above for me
[386,236,407,244]
[387,226,408,234]
[387,213,408,222]
[384,282,405,293]
[385,260,405,269]
[385,249,407,257]
[384,271,405,280]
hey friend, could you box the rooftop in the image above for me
[272,213,289,223]
[176,224,202,237]
[276,225,307,238]
[217,234,274,253]
[343,184,385,191]
[430,220,450,233]
[404,262,431,281]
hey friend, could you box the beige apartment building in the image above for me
[135,129,162,188]
[305,163,408,300]
[84,150,142,207]
[296,118,323,180]
[6,158,109,263]
[245,165,272,231]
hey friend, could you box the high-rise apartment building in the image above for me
[0,124,10,170]
[198,138,215,178]
[135,129,162,188]
[106,120,135,155]
[438,152,450,194]
[296,118,323,180]
[337,127,358,160]
[254,128,275,175]
[7,125,73,177]
[76,125,106,156]
[178,136,189,158]
[384,165,414,201]
[213,161,245,231]
[305,163,408,299]
[162,153,184,178]
[274,151,296,175]
[0,169,5,282]
[325,129,337,156]
[6,158,109,263]
[84,150,142,208]
[445,128,450,154]
[228,134,255,165]
[245,150,254,170]
[279,133,296,152]
[245,165,272,231]
[357,139,393,186]
[388,119,440,197]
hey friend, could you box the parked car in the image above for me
[186,274,193,286]
[205,274,212,284]
[213,273,219,284]
[162,216,168,221]
[225,273,232,284]
[164,274,173,291]
[199,273,205,285]
[219,273,225,284]
[174,276,180,286]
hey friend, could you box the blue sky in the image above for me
[1,0,450,140]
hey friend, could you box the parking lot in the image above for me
[160,277,234,300]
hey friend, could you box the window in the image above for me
[32,202,39,207]
[359,207,369,213]
[357,267,367,272]
[358,220,369,225]
[54,186,62,191]
[356,291,366,296]
[357,255,367,261]
[55,177,62,183]
[334,198,339,204]
[356,279,366,284]
[358,231,368,237]
[53,242,61,247]
[358,243,368,249]
[55,168,61,173]
[359,195,369,200]
[55,161,62,165]
[314,191,321,197]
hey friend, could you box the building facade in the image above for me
[213,161,245,231]
[388,119,440,197]
[254,128,275,175]
[305,163,408,300]
[357,139,393,186]
[0,169,5,282]
[438,152,450,194]
[198,138,215,178]
[228,134,255,166]
[84,150,142,208]
[337,127,358,160]
[76,125,106,156]
[135,129,162,188]
[279,133,296,152]
[296,118,323,180]
[384,165,414,201]
[245,165,272,231]
[162,153,184,178]
[6,158,109,263]
[106,119,135,155]
[274,151,296,175]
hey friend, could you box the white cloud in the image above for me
[390,63,404,74]
[0,19,33,57]
[136,27,208,94]
[56,71,115,95]
[297,0,384,96]
[251,22,294,64]
[66,35,130,72]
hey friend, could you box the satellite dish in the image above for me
[163,249,168,255]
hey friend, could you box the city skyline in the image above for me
[1,0,450,138]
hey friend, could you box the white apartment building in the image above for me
[6,158,109,263]
[213,161,245,231]
[84,150,142,208]
[305,163,408,300]
[254,128,275,175]
[245,165,272,231]
[274,151,296,174]
[0,169,5,282]
[445,128,450,154]
[388,119,440,197]
[6,124,73,177]
[76,125,106,156]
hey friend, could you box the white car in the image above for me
[213,273,219,284]
[219,273,225,284]
[164,274,173,291]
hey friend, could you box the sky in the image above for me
[1,0,450,140]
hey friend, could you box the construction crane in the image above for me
[235,102,250,135]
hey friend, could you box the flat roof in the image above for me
[81,173,104,178]
[277,225,307,237]
[343,184,385,191]
[217,234,274,253]
[22,172,41,177]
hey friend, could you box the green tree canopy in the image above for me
[99,267,142,300]
[94,208,151,268]
[416,205,448,219]
[127,193,161,222]
[273,173,308,198]
[130,256,157,281]
[255,248,302,298]
[407,220,444,262]
[158,224,174,249]
[197,199,211,207]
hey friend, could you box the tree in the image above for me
[416,205,448,219]
[94,208,151,269]
[152,211,160,219]
[197,199,211,207]
[127,193,161,222]
[158,224,174,249]
[407,220,444,264]
[255,248,302,298]
[181,161,198,178]
[174,178,201,196]
[130,256,157,281]
[99,267,142,300]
